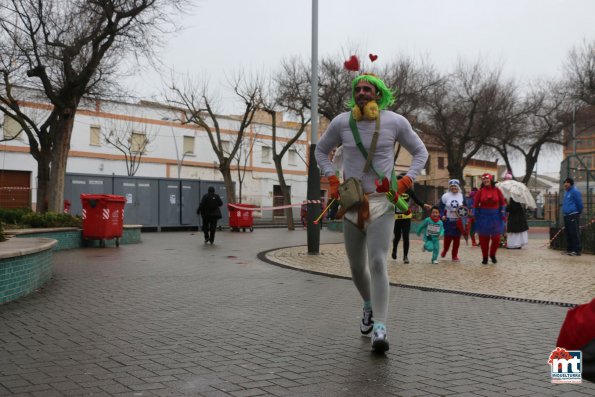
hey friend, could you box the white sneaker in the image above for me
[360,308,374,336]
[432,260,439,264]
[371,323,389,353]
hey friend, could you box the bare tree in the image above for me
[275,54,356,122]
[0,0,185,212]
[102,119,155,176]
[382,56,443,121]
[233,131,260,203]
[167,73,261,204]
[260,75,311,231]
[564,39,595,106]
[420,60,516,184]
[502,82,573,184]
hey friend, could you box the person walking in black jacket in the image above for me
[197,187,223,244]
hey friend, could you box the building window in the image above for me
[221,139,232,155]
[131,132,148,153]
[438,156,445,169]
[183,136,194,155]
[288,149,297,166]
[262,146,271,163]
[90,126,101,146]
[2,115,23,141]
[424,155,431,175]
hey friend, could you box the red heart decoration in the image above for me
[369,54,378,62]
[343,55,360,71]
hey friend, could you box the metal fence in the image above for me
[549,152,595,254]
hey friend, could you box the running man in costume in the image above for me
[439,179,464,261]
[315,73,428,353]
[392,173,431,263]
[417,206,444,264]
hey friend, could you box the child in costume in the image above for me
[391,173,431,264]
[417,206,444,264]
[466,188,478,246]
[439,179,464,261]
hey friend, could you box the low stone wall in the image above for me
[11,228,82,251]
[0,238,56,304]
[8,225,142,250]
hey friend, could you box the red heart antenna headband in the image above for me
[344,54,395,110]
[343,54,379,72]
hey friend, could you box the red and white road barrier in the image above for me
[228,200,323,212]
[542,217,595,247]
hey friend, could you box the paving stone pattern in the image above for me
[1,229,593,396]
[266,238,595,305]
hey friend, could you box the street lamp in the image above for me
[161,117,185,179]
[306,0,321,254]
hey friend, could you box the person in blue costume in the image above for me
[417,206,444,264]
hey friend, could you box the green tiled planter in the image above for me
[0,238,56,304]
[9,226,142,250]
[15,228,82,251]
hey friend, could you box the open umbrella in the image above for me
[496,180,537,209]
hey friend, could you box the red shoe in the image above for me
[452,257,460,262]
[440,251,446,258]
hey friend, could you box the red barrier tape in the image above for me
[228,200,323,212]
[542,217,595,247]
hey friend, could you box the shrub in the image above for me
[0,222,5,242]
[20,211,82,228]
[0,207,33,226]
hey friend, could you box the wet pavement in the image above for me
[1,228,593,396]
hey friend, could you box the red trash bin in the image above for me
[63,200,71,213]
[81,194,126,247]
[227,203,255,232]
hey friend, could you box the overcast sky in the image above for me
[126,0,595,174]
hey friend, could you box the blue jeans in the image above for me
[564,213,581,253]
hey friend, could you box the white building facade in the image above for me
[1,94,310,215]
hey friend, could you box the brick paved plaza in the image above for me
[1,228,594,396]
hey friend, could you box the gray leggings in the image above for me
[343,211,393,324]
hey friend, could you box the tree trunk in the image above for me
[35,153,51,213]
[236,164,243,203]
[219,164,236,204]
[47,110,76,213]
[446,163,465,187]
[273,157,295,230]
[521,157,538,185]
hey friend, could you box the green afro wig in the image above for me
[347,74,396,110]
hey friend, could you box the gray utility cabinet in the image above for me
[113,177,159,227]
[181,180,201,227]
[64,175,112,217]
[64,173,230,229]
[159,180,202,227]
